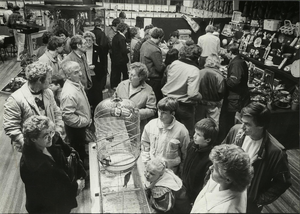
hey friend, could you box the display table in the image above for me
[89,142,154,213]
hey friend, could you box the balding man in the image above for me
[197,25,220,69]
[60,61,92,163]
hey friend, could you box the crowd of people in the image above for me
[2,7,292,214]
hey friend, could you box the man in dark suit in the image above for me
[110,22,130,89]
[91,17,109,90]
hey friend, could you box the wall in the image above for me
[140,17,231,43]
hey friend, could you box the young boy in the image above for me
[181,118,219,206]
[49,75,64,106]
[141,97,190,176]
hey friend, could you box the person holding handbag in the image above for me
[20,115,86,214]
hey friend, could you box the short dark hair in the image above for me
[170,30,179,39]
[112,18,121,27]
[116,22,128,33]
[119,11,126,19]
[42,31,53,44]
[94,17,102,23]
[51,75,65,88]
[241,102,271,129]
[55,28,69,38]
[195,118,219,146]
[7,3,13,9]
[165,48,179,66]
[227,42,240,55]
[150,27,164,39]
[144,24,154,32]
[157,97,178,112]
[13,6,20,11]
[129,27,138,38]
[47,36,64,51]
[69,35,83,50]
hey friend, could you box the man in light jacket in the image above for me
[3,61,64,152]
[60,61,92,162]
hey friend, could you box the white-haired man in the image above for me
[60,61,92,163]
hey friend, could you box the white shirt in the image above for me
[197,32,220,57]
[86,48,93,65]
[191,177,247,213]
[242,136,263,163]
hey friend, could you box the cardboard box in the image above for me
[264,19,281,31]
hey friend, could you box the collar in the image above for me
[157,116,176,130]
[65,79,84,91]
[208,67,224,77]
[179,58,199,68]
[45,50,58,62]
[119,31,126,38]
[204,178,242,211]
[236,127,267,162]
[192,142,213,153]
[151,169,182,191]
[147,39,159,47]
[130,80,146,90]
[65,79,84,90]
[73,50,82,58]
[28,85,43,95]
[22,143,59,171]
[94,26,102,30]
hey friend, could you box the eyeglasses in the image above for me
[41,131,55,140]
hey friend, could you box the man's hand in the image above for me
[13,139,24,152]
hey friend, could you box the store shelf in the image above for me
[241,54,299,83]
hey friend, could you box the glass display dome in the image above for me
[94,96,141,173]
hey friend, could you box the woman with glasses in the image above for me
[20,115,86,214]
[144,157,190,213]
[191,144,254,213]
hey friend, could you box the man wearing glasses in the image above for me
[3,61,64,152]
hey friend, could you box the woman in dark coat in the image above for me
[20,115,86,214]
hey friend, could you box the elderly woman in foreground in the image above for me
[114,62,156,132]
[191,144,254,213]
[145,157,190,213]
[20,115,86,214]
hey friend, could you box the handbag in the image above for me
[67,149,87,183]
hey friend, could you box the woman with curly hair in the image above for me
[191,144,254,213]
[20,115,86,214]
